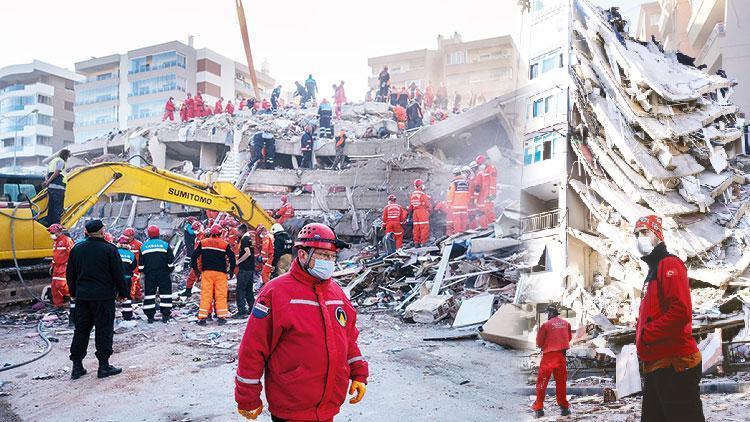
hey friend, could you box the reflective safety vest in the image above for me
[47,157,67,189]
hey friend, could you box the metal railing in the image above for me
[521,208,561,234]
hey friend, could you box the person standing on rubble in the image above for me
[634,215,704,421]
[462,165,479,229]
[334,81,347,118]
[257,224,274,284]
[234,223,368,421]
[273,195,294,224]
[43,148,70,226]
[331,129,348,170]
[424,82,435,109]
[271,85,281,110]
[139,225,175,324]
[226,100,235,116]
[382,194,408,250]
[476,155,497,228]
[214,97,224,114]
[447,167,470,233]
[409,179,432,248]
[67,219,128,380]
[179,101,189,122]
[162,97,176,121]
[532,304,572,418]
[193,224,236,325]
[122,227,143,301]
[47,224,74,315]
[377,66,390,102]
[115,236,136,321]
[270,223,293,277]
[318,98,334,139]
[182,220,204,298]
[300,125,315,169]
[185,93,195,119]
[235,224,255,318]
[406,100,423,130]
[305,74,318,102]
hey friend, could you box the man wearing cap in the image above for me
[235,223,368,421]
[139,225,176,324]
[66,220,128,380]
[634,215,704,421]
[532,304,572,418]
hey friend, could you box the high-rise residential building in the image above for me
[367,33,520,103]
[0,60,82,174]
[73,40,275,143]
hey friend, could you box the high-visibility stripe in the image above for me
[141,248,168,254]
[144,295,156,300]
[142,304,156,309]
[289,299,320,306]
[167,263,175,267]
[202,246,226,252]
[160,303,172,308]
[348,356,364,364]
[325,300,344,306]
[120,258,133,264]
[413,221,429,225]
[236,375,260,385]
[54,247,69,250]
[52,277,66,281]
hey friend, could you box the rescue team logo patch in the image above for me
[335,307,347,327]
[252,298,270,319]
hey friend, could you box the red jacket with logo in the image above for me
[382,203,407,223]
[536,316,572,354]
[235,259,369,420]
[635,244,698,362]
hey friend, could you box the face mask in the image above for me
[636,236,654,256]
[50,234,58,240]
[308,258,335,280]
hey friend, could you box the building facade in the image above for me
[74,40,275,143]
[367,33,520,104]
[0,60,82,174]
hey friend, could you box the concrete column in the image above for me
[200,143,218,168]
[148,136,166,168]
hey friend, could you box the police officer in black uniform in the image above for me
[67,219,128,380]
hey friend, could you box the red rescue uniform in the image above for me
[235,259,369,420]
[50,234,74,307]
[214,99,223,114]
[533,316,572,412]
[447,176,470,233]
[259,232,274,284]
[276,202,295,224]
[477,164,497,227]
[162,99,175,121]
[408,190,431,246]
[226,102,235,115]
[382,202,407,249]
[127,238,143,300]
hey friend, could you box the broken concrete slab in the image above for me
[404,295,455,324]
[479,304,535,350]
[615,344,641,398]
[452,294,495,328]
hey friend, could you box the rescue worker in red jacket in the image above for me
[192,224,236,326]
[162,97,176,121]
[179,101,189,122]
[273,195,294,224]
[122,227,143,301]
[214,97,224,114]
[257,224,275,284]
[382,194,408,249]
[634,215,704,421]
[195,91,205,113]
[235,223,368,421]
[408,179,432,247]
[447,167,470,233]
[185,93,195,119]
[462,165,479,229]
[48,224,74,310]
[533,304,572,418]
[226,100,235,115]
[476,155,497,227]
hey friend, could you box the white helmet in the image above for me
[452,167,462,175]
[271,223,285,234]
[461,166,471,174]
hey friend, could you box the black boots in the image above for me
[197,319,207,326]
[97,359,122,379]
[534,410,544,418]
[217,318,227,326]
[180,287,192,297]
[147,316,155,324]
[161,315,170,324]
[561,407,571,416]
[71,361,87,380]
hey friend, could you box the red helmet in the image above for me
[220,219,230,228]
[388,194,396,202]
[414,179,424,188]
[117,235,130,245]
[123,227,136,238]
[191,221,202,230]
[209,224,223,236]
[104,232,114,243]
[475,155,486,165]
[295,223,341,252]
[48,224,64,234]
[146,225,160,238]
[281,194,288,203]
[256,223,266,233]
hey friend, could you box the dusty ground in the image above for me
[0,307,528,422]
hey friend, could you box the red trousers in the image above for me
[261,262,273,284]
[186,269,199,289]
[451,207,468,233]
[479,200,496,227]
[51,268,70,307]
[130,274,142,300]
[412,210,430,246]
[384,221,404,248]
[163,110,174,121]
[533,351,570,411]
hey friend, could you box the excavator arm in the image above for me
[38,162,274,230]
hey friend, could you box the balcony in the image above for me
[521,209,561,234]
[696,22,726,65]
[0,144,52,160]
[687,0,725,49]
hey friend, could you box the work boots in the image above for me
[217,318,227,326]
[147,316,155,324]
[534,410,544,419]
[197,319,207,326]
[71,361,87,380]
[97,359,122,379]
[180,287,192,297]
[161,315,170,324]
[561,407,571,416]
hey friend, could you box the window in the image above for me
[37,136,52,146]
[491,68,513,80]
[64,120,74,131]
[96,73,113,81]
[197,81,221,98]
[129,100,164,120]
[129,74,186,97]
[65,80,74,90]
[129,51,186,74]
[447,51,466,65]
[63,139,74,145]
[544,95,555,113]
[75,106,118,127]
[64,101,74,111]
[529,50,563,80]
[197,59,222,76]
[533,0,547,12]
[532,99,544,117]
[529,63,539,80]
[523,133,561,165]
[37,95,52,105]
[76,85,118,105]
[0,95,35,113]
[36,114,53,126]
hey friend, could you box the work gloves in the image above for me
[348,380,367,404]
[237,404,263,420]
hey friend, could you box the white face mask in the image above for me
[636,236,655,256]
[308,258,335,280]
[50,234,58,240]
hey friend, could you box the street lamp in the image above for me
[10,109,39,171]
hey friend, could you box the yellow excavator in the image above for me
[0,162,273,305]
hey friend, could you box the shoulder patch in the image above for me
[335,306,347,327]
[251,297,271,319]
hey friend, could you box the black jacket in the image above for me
[272,231,293,266]
[67,237,128,300]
